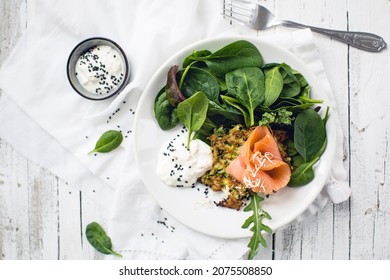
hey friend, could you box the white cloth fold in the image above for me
[0,0,350,259]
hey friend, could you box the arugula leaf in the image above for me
[242,193,272,260]
[86,222,122,257]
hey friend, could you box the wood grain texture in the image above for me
[1,0,390,260]
[347,0,390,260]
[0,0,104,260]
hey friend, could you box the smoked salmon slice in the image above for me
[226,126,291,195]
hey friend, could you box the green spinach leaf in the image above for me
[154,90,179,130]
[180,67,220,101]
[242,193,272,260]
[263,66,283,107]
[279,63,302,98]
[289,157,319,186]
[182,49,212,68]
[177,91,209,148]
[225,67,265,126]
[207,99,244,125]
[221,95,251,127]
[188,40,263,76]
[88,130,123,154]
[86,222,122,257]
[293,108,326,161]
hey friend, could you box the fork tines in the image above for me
[222,0,255,27]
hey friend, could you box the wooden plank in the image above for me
[0,0,28,260]
[57,181,85,259]
[347,0,390,259]
[0,140,30,259]
[0,0,88,260]
[80,193,106,259]
[26,166,59,259]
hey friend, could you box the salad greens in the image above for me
[177,91,209,148]
[153,40,329,259]
[86,222,122,257]
[225,67,265,126]
[242,193,272,260]
[88,130,123,154]
[154,40,323,142]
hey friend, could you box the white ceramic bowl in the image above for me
[66,37,130,100]
[133,35,337,239]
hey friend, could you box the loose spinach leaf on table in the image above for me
[225,67,265,127]
[86,222,122,257]
[88,130,123,154]
[177,91,209,148]
[242,193,272,260]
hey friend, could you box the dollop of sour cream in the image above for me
[75,45,124,95]
[156,137,213,188]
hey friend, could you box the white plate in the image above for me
[133,36,336,239]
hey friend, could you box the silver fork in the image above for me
[223,0,387,52]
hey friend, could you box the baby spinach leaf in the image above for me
[279,64,302,98]
[263,66,283,107]
[177,91,209,148]
[189,40,263,76]
[293,108,326,161]
[88,130,123,154]
[289,157,319,186]
[207,99,243,124]
[86,222,122,257]
[154,90,179,130]
[242,193,272,260]
[194,117,216,144]
[180,67,220,101]
[225,67,265,126]
[221,95,251,127]
[166,65,186,106]
[182,49,212,68]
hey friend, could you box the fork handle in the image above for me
[280,20,387,52]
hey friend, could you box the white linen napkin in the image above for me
[0,0,350,259]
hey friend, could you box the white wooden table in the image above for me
[1,0,389,260]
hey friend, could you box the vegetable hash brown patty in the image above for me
[200,125,253,210]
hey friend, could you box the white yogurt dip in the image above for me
[75,45,124,95]
[156,137,213,188]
